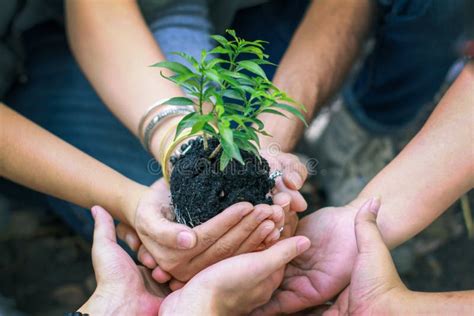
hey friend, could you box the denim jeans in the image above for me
[344,0,468,131]
[231,0,467,132]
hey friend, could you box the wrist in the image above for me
[120,181,150,228]
[149,115,183,161]
[79,287,136,315]
[78,290,114,315]
[370,288,413,316]
[161,288,220,316]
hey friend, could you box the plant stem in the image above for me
[208,144,222,159]
[203,134,209,150]
[198,74,204,115]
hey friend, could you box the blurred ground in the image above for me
[0,186,473,315]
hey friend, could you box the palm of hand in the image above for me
[92,228,166,315]
[257,205,359,314]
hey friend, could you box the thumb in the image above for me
[354,197,385,254]
[91,205,117,245]
[251,236,311,279]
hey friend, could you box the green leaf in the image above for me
[209,46,231,55]
[219,150,232,171]
[274,103,308,126]
[239,46,268,59]
[218,122,244,165]
[190,115,212,134]
[240,39,268,49]
[234,134,260,157]
[226,29,238,41]
[222,102,244,113]
[204,69,221,85]
[220,73,244,92]
[206,58,229,69]
[210,35,229,47]
[245,127,261,147]
[200,49,208,64]
[151,61,192,75]
[175,112,199,139]
[260,108,288,118]
[250,59,277,66]
[162,97,195,106]
[216,104,225,117]
[203,123,218,137]
[170,52,199,69]
[222,89,244,101]
[237,60,267,79]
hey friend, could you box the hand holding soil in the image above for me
[119,178,291,283]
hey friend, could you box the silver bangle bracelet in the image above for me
[137,97,172,142]
[142,107,194,153]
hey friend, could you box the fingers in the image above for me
[116,223,141,252]
[274,178,307,212]
[152,266,172,283]
[146,206,197,250]
[169,279,185,291]
[189,204,275,276]
[193,202,253,251]
[354,197,385,254]
[234,220,275,255]
[269,204,284,231]
[280,155,308,190]
[91,205,117,245]
[138,245,157,269]
[251,236,311,278]
[273,192,291,212]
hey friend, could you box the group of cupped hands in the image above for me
[79,152,406,315]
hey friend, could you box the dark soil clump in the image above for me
[169,137,274,227]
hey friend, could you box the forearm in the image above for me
[261,0,374,150]
[0,104,147,225]
[399,290,474,315]
[354,62,474,248]
[65,0,184,159]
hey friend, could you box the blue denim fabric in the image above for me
[343,0,468,131]
[230,0,310,80]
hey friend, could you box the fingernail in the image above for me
[272,206,284,223]
[125,234,136,248]
[370,197,381,214]
[257,208,272,222]
[242,205,254,216]
[91,206,98,219]
[269,229,280,242]
[289,173,302,188]
[177,231,194,249]
[261,222,275,238]
[297,238,311,253]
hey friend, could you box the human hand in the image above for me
[261,147,308,212]
[120,178,286,283]
[159,235,311,315]
[78,206,168,316]
[260,147,307,241]
[254,201,362,314]
[324,198,408,315]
